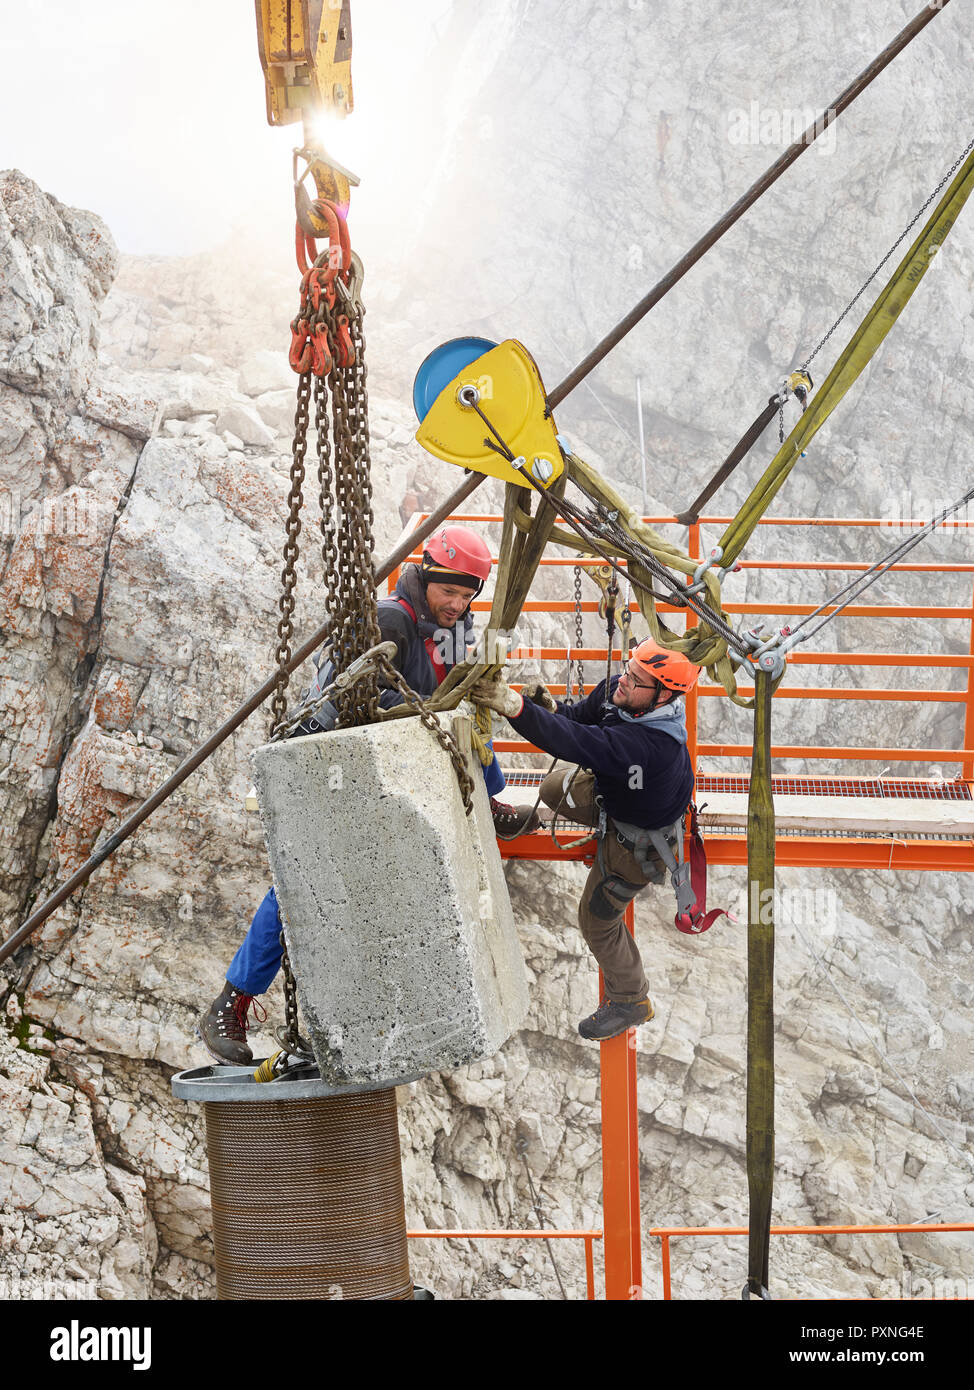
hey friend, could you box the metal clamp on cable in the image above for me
[734,625,790,681]
[685,544,742,595]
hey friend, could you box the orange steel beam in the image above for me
[505,649,974,668]
[704,836,974,872]
[407,1230,602,1301]
[501,830,974,872]
[698,687,968,702]
[965,577,974,782]
[599,901,642,1301]
[494,740,974,762]
[696,744,974,762]
[526,685,968,702]
[408,1229,603,1237]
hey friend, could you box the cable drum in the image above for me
[201,1086,413,1300]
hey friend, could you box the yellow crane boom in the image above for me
[255,0,353,126]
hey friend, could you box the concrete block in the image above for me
[251,712,528,1086]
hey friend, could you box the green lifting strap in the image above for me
[719,145,974,569]
[746,668,776,1299]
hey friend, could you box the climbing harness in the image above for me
[610,803,727,936]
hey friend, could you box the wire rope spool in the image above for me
[173,1066,414,1301]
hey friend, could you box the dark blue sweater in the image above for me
[508,677,694,830]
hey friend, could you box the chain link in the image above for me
[270,373,311,737]
[567,564,585,702]
[269,245,477,1052]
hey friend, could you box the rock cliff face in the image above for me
[2,1,974,1301]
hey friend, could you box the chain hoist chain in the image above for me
[799,134,974,375]
[270,372,312,737]
[568,564,585,702]
[277,925,313,1059]
[272,244,384,1056]
[315,374,339,653]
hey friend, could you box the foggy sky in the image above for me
[1,0,452,256]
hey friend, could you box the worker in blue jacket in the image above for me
[471,638,701,1041]
[198,526,538,1064]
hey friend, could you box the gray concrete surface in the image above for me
[251,711,528,1086]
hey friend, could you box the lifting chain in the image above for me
[567,565,586,703]
[269,372,312,737]
[270,222,385,1060]
[268,235,479,1057]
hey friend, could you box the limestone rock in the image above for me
[83,366,161,440]
[237,349,294,397]
[214,401,276,448]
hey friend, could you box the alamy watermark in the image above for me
[1,489,101,539]
[874,1269,970,1300]
[739,882,838,930]
[881,489,973,530]
[727,103,838,156]
[49,1319,150,1370]
[1,1275,98,1300]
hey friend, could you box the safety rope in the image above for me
[515,1136,569,1299]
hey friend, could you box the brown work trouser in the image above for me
[539,765,667,1004]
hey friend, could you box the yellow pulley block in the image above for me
[415,339,564,491]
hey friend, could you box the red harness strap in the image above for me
[674,801,733,936]
[394,597,448,686]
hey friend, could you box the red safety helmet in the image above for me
[628,638,702,693]
[421,526,492,590]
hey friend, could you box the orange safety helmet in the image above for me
[628,638,702,693]
[421,526,493,591]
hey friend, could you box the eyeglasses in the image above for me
[620,661,658,691]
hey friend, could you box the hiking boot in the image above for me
[196,981,265,1065]
[578,995,654,1042]
[490,796,541,838]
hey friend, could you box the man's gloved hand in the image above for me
[470,676,524,719]
[521,679,557,713]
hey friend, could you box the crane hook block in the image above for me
[413,338,564,492]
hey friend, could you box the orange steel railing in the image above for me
[388,512,974,1299]
[407,1230,602,1300]
[650,1223,974,1300]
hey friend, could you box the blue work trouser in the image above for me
[227,749,505,996]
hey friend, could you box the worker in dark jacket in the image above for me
[471,638,701,1041]
[198,526,538,1064]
